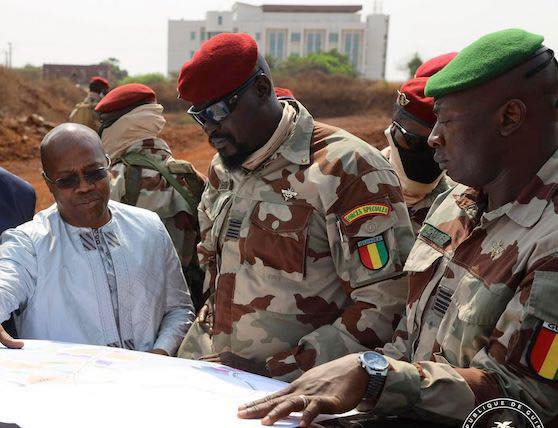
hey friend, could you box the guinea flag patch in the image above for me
[357,235,389,270]
[529,321,558,381]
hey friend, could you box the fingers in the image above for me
[197,305,209,322]
[0,326,23,349]
[299,401,322,427]
[199,353,221,362]
[261,395,307,426]
[238,386,294,414]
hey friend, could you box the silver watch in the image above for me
[359,351,389,400]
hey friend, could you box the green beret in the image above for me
[425,28,544,98]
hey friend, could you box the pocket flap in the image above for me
[527,271,558,324]
[250,202,313,233]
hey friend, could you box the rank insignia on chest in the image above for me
[218,180,233,192]
[281,187,298,201]
[357,235,389,270]
[529,321,558,381]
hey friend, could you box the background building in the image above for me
[168,2,389,80]
[42,63,114,84]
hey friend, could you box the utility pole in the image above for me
[8,42,12,68]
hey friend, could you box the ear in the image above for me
[254,75,272,100]
[498,99,526,136]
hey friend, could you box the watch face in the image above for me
[362,351,389,371]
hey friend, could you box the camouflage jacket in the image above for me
[109,138,207,310]
[69,92,102,132]
[407,177,454,235]
[179,102,415,381]
[375,150,558,425]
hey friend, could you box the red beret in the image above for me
[95,83,156,113]
[274,87,294,99]
[90,76,109,88]
[178,33,258,104]
[414,52,458,78]
[396,77,436,126]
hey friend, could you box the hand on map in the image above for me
[237,354,368,427]
[0,325,24,349]
[199,351,269,377]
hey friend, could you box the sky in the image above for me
[1,0,557,81]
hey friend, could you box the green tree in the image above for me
[406,53,423,78]
[277,50,357,77]
[100,57,128,82]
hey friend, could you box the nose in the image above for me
[75,174,96,193]
[203,118,220,136]
[427,122,444,149]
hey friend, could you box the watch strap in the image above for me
[363,372,386,400]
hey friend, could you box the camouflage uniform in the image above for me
[109,138,206,311]
[179,102,415,381]
[406,178,453,235]
[373,150,558,425]
[69,91,102,132]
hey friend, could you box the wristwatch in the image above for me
[359,351,389,400]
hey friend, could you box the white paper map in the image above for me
[0,340,345,427]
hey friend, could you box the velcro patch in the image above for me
[419,223,451,248]
[357,235,389,270]
[529,321,558,381]
[342,203,391,225]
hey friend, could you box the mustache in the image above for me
[75,193,102,205]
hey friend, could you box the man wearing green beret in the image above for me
[238,28,558,426]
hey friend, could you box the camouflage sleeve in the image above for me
[266,168,415,381]
[378,312,411,361]
[372,255,558,425]
[196,165,220,298]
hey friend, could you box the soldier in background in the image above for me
[95,83,206,311]
[69,76,109,132]
[382,53,457,235]
[238,28,558,426]
[176,33,415,382]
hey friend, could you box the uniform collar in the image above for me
[457,148,558,228]
[276,101,313,166]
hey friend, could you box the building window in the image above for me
[343,31,361,67]
[200,28,206,41]
[190,50,195,58]
[190,31,196,40]
[218,16,223,25]
[291,32,301,43]
[329,32,338,43]
[233,27,238,33]
[305,30,324,55]
[255,32,261,41]
[267,30,287,60]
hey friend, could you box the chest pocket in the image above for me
[452,274,514,326]
[404,238,445,306]
[243,201,313,282]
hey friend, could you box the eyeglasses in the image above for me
[187,68,264,126]
[43,155,111,190]
[391,121,431,151]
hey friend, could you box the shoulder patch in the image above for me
[419,223,451,248]
[357,235,389,270]
[529,321,558,381]
[342,203,391,225]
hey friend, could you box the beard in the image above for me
[214,135,256,170]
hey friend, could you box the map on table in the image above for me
[0,340,344,427]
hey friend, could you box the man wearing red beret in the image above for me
[176,33,415,382]
[95,83,207,311]
[69,76,110,133]
[382,53,457,235]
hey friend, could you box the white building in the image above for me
[167,3,389,80]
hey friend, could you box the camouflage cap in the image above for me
[425,28,544,98]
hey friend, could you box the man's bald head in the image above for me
[41,123,105,176]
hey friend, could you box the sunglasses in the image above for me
[43,155,111,190]
[187,68,264,126]
[391,121,431,151]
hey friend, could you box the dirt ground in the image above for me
[0,111,391,211]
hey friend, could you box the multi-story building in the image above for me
[168,3,389,80]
